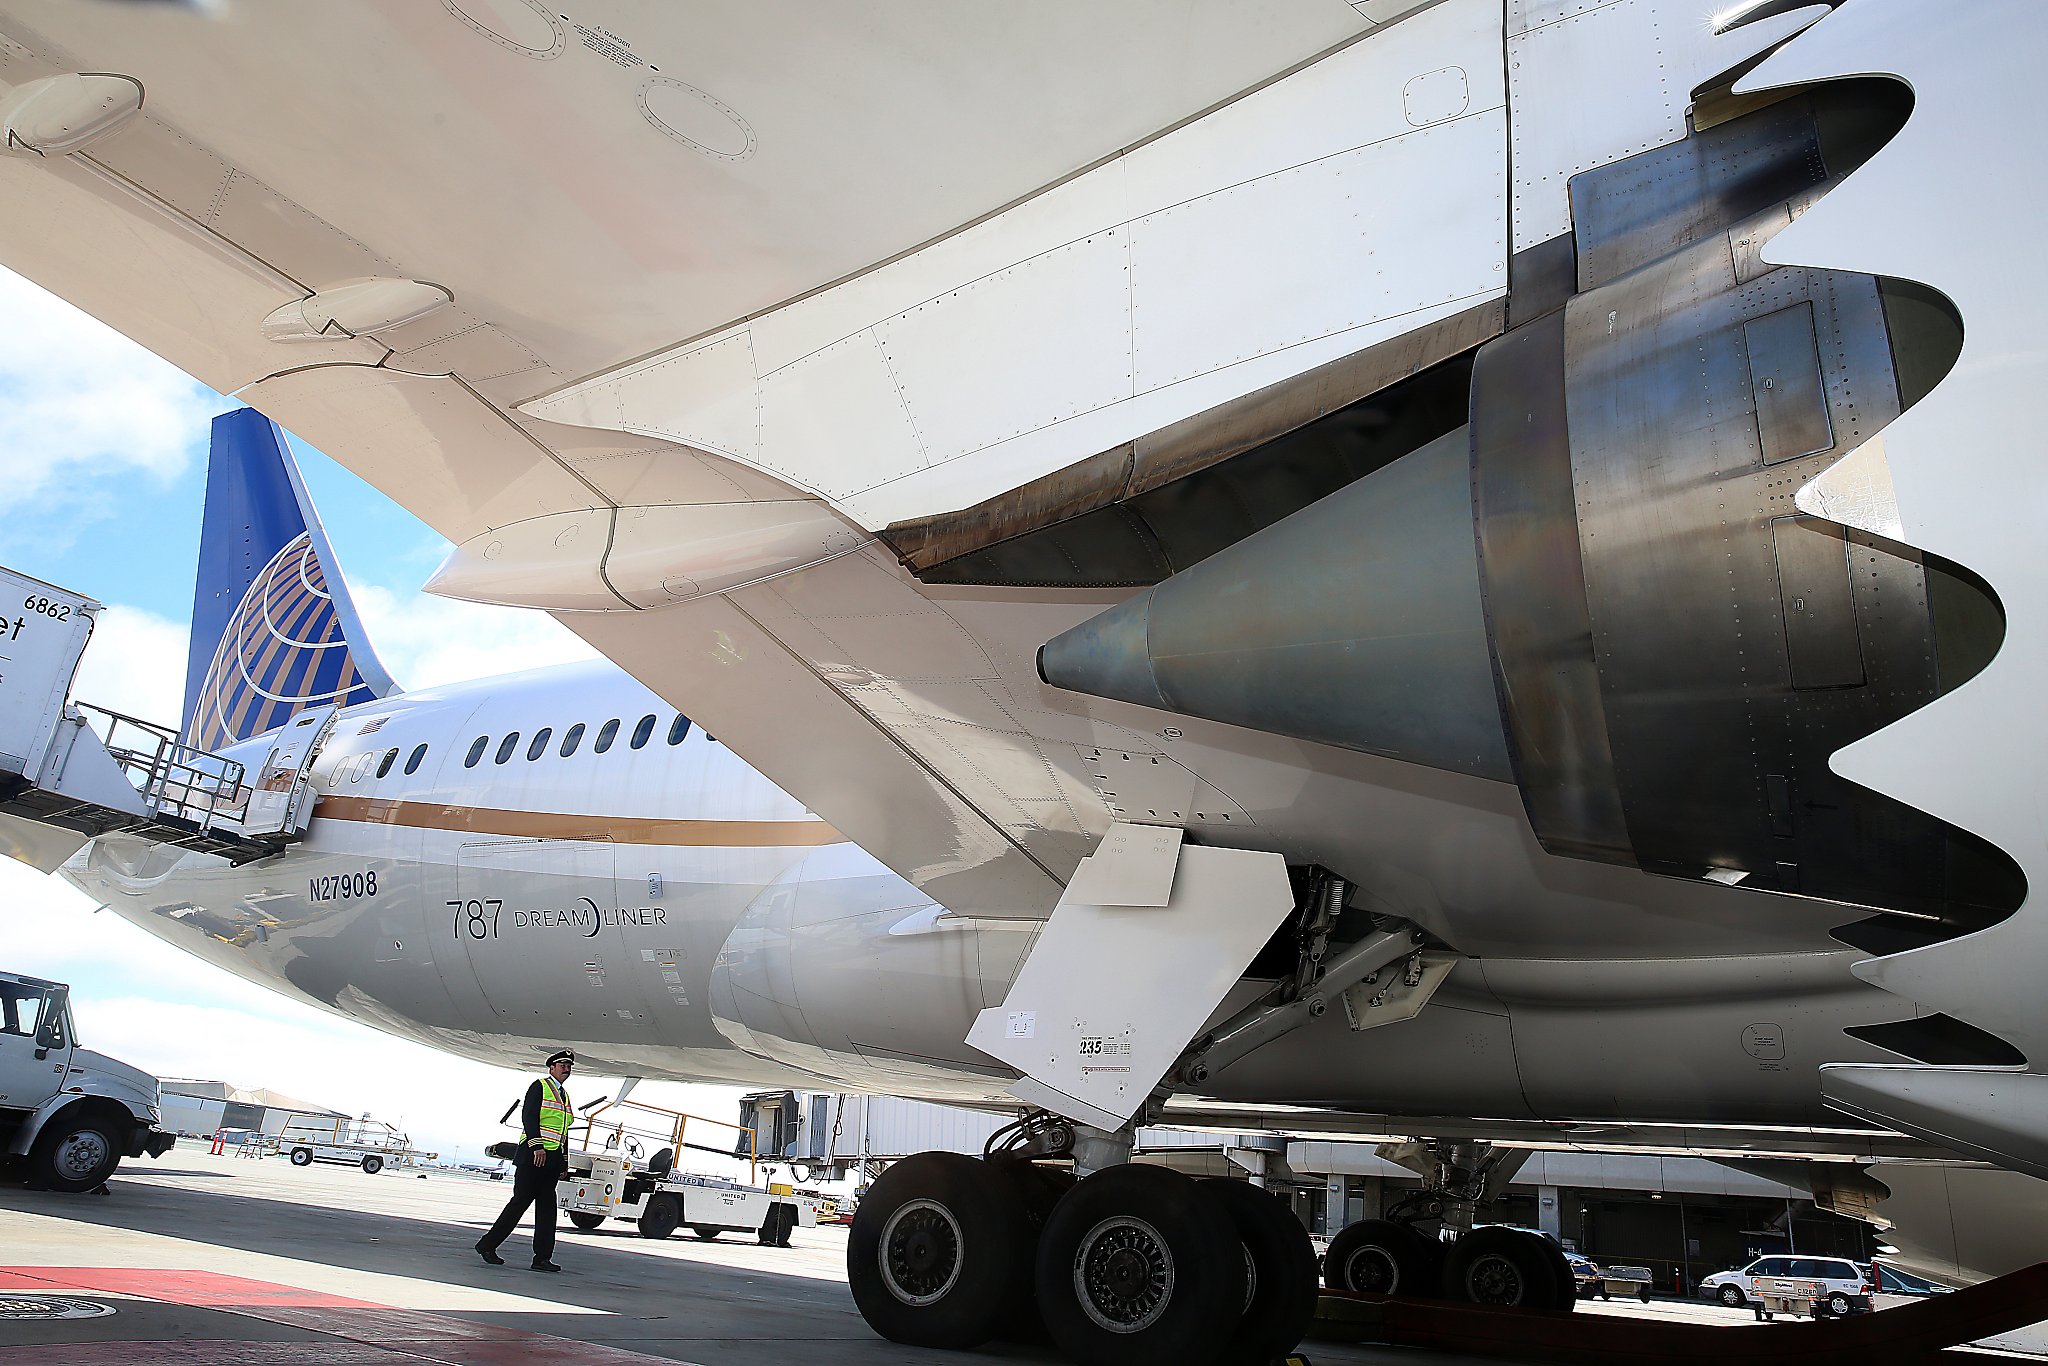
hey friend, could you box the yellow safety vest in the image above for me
[534,1076,573,1151]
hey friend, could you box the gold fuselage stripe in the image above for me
[314,795,846,847]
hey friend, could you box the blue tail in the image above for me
[182,409,397,748]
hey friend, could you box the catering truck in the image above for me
[0,969,176,1191]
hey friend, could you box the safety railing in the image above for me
[75,701,248,830]
[574,1096,760,1183]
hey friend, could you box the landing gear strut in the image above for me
[846,1118,1320,1365]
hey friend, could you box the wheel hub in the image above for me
[1346,1245,1400,1294]
[1074,1215,1174,1334]
[55,1130,109,1179]
[878,1199,962,1307]
[1465,1252,1525,1304]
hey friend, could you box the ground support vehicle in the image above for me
[0,970,174,1192]
[1586,1264,1655,1303]
[549,1097,820,1244]
[1699,1254,1872,1316]
[275,1116,431,1175]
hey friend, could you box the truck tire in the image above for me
[692,1226,721,1241]
[638,1192,681,1240]
[28,1113,123,1193]
[289,1147,314,1166]
[568,1211,606,1231]
[361,1155,384,1175]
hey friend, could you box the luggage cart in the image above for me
[549,1098,823,1245]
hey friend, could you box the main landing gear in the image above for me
[1321,1139,1576,1312]
[846,1117,1319,1366]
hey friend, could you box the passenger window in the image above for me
[1788,1258,1828,1279]
[495,732,520,765]
[595,719,619,754]
[1752,1258,1786,1277]
[464,737,488,768]
[559,723,584,757]
[404,743,428,775]
[667,714,690,746]
[630,714,656,749]
[527,728,553,761]
[375,747,399,779]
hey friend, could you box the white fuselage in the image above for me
[64,657,1917,1133]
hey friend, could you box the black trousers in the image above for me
[481,1151,565,1262]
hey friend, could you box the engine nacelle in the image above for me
[707,844,1035,1098]
[1042,85,2020,927]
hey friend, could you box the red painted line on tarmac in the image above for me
[0,1345,396,1365]
[0,1267,380,1308]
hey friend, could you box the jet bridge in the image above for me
[0,565,309,870]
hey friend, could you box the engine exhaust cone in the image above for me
[1039,428,1511,779]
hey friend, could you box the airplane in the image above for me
[2,1,2046,1362]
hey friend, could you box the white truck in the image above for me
[0,970,176,1191]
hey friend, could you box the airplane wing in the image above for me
[0,1,1421,918]
[0,0,1827,936]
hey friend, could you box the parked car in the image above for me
[1698,1255,1872,1315]
[1864,1261,1953,1297]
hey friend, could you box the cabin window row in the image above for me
[461,713,690,768]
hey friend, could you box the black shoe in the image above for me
[530,1260,562,1273]
[475,1243,504,1265]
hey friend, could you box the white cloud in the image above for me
[350,579,596,692]
[72,603,191,727]
[0,268,230,500]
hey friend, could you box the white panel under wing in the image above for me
[1131,110,1503,392]
[967,842,1294,1129]
[758,329,924,498]
[526,0,1508,530]
[877,227,1135,471]
[1506,1,1831,251]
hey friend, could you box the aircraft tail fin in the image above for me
[181,408,397,748]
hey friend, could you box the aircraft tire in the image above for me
[1443,1227,1563,1309]
[1035,1162,1246,1366]
[1324,1219,1440,1297]
[1201,1177,1321,1362]
[990,1159,1074,1343]
[27,1115,122,1193]
[848,1150,1030,1350]
[568,1211,606,1231]
[1530,1235,1575,1312]
[289,1147,314,1167]
[637,1192,680,1240]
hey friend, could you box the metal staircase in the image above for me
[0,566,308,869]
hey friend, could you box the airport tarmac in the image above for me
[0,1151,2041,1365]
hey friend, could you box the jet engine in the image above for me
[1041,84,2020,929]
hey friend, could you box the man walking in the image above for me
[476,1048,576,1272]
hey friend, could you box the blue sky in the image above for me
[0,266,760,1169]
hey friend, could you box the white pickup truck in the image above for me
[0,970,175,1191]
